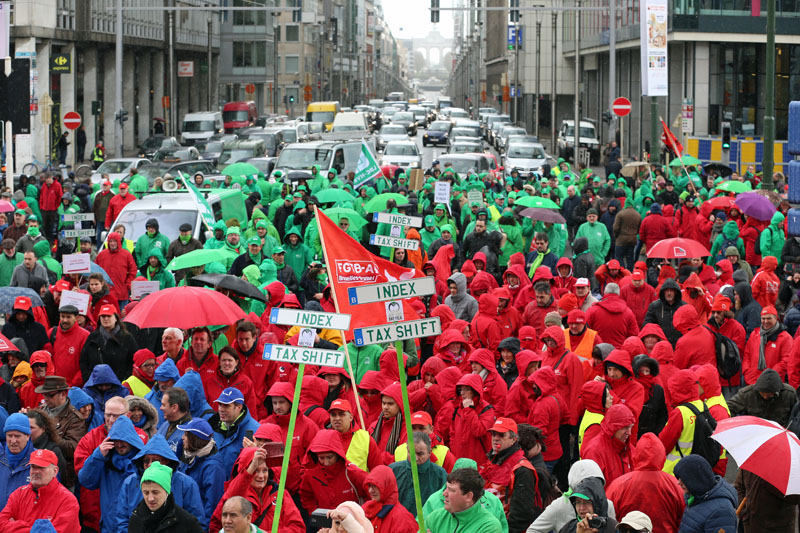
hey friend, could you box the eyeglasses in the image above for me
[42,391,62,398]
[141,362,156,369]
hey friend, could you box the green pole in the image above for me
[271,363,305,533]
[762,0,776,190]
[650,97,659,164]
[395,340,425,532]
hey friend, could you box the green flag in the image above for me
[353,140,382,189]
[179,173,216,231]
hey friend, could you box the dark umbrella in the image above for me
[152,117,166,123]
[192,273,268,302]
[519,207,567,225]
[0,287,44,314]
[704,163,733,177]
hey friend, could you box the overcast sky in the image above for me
[382,0,454,40]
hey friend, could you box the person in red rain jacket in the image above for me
[579,403,636,486]
[639,203,677,253]
[540,326,583,426]
[300,429,369,515]
[471,293,503,353]
[328,398,385,472]
[230,320,272,419]
[208,447,305,533]
[409,357,448,415]
[694,364,731,476]
[740,216,766,268]
[472,270,499,299]
[468,348,509,415]
[594,259,632,293]
[673,305,717,369]
[554,257,577,296]
[49,305,89,387]
[94,231,137,305]
[518,325,538,351]
[606,433,685,533]
[676,195,702,243]
[362,465,420,533]
[603,349,645,442]
[496,287,522,337]
[743,305,793,384]
[658,369,708,475]
[586,284,639,348]
[752,255,780,308]
[259,382,318,493]
[527,367,563,469]
[19,350,54,408]
[358,371,390,430]
[449,373,496,463]
[514,267,551,315]
[299,375,332,428]
[505,350,543,424]
[715,258,735,288]
[176,327,219,391]
[504,263,531,313]
[432,367,468,447]
[423,261,450,303]
[565,309,603,367]
[203,346,258,417]
[434,328,471,372]
[577,379,612,453]
[620,270,657,327]
[122,348,156,396]
[523,281,559,338]
[650,341,678,408]
[318,366,369,419]
[638,323,667,354]
[104,183,136,229]
[681,272,713,324]
[369,383,410,464]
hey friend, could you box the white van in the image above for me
[330,111,369,133]
[181,111,223,145]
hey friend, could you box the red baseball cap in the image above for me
[119,182,129,189]
[711,294,731,313]
[607,259,621,270]
[489,417,518,434]
[328,399,353,414]
[52,279,71,292]
[13,296,31,311]
[762,306,778,317]
[631,270,645,281]
[29,448,58,467]
[98,304,117,316]
[102,180,112,187]
[567,309,586,325]
[410,411,433,426]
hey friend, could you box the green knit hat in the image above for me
[141,461,172,494]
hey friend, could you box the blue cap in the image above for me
[4,412,31,435]
[176,418,214,440]
[215,387,245,405]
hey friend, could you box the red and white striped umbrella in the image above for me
[711,416,800,494]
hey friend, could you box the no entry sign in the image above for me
[63,111,81,130]
[612,97,632,117]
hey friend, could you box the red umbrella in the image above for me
[0,200,15,213]
[705,196,735,211]
[123,286,247,329]
[0,333,19,352]
[712,416,800,494]
[647,238,711,259]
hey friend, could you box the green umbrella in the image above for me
[715,180,753,194]
[222,162,261,181]
[515,196,560,209]
[669,155,703,167]
[315,189,355,204]
[363,193,408,213]
[323,207,367,230]
[166,248,238,271]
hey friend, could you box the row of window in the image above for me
[232,41,300,71]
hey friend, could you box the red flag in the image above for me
[316,210,422,340]
[660,118,684,156]
[751,0,761,16]
[430,244,454,285]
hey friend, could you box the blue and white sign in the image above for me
[353,317,441,346]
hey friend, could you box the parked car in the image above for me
[138,135,180,159]
[380,140,422,169]
[91,158,151,185]
[557,120,601,164]
[390,111,417,136]
[377,124,409,151]
[504,142,549,177]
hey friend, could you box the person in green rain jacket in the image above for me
[761,211,786,262]
[0,242,23,287]
[575,208,611,266]
[33,239,62,280]
[245,208,281,243]
[283,226,314,277]
[133,218,170,267]
[23,184,42,221]
[543,222,567,258]
[139,247,175,289]
[56,193,81,231]
[708,220,746,265]
[498,208,523,267]
[203,220,228,250]
[420,215,441,253]
[128,171,149,198]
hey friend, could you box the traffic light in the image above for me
[116,110,128,124]
[602,111,612,124]
[721,121,731,151]
[283,95,287,105]
[510,0,520,23]
[431,0,440,23]
[92,101,102,116]
[289,95,295,103]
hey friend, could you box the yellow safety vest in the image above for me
[345,429,371,472]
[394,442,450,469]
[122,375,151,397]
[564,328,597,362]
[663,400,705,474]
[578,411,605,454]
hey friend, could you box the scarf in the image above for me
[371,413,404,453]
[98,323,120,342]
[141,495,173,530]
[6,439,34,469]
[759,322,781,371]
[248,251,263,267]
[636,374,656,399]
[182,439,216,465]
[528,247,551,277]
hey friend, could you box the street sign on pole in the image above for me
[352,317,442,346]
[62,213,94,222]
[268,307,351,331]
[371,212,423,228]
[63,111,81,130]
[612,97,632,117]
[262,343,345,368]
[368,234,420,251]
[62,229,95,238]
[347,276,436,305]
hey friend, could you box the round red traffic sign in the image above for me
[612,97,632,117]
[63,111,82,130]
[245,83,255,94]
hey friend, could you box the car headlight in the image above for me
[411,162,420,167]
[424,134,428,138]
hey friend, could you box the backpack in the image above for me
[715,236,739,263]
[702,325,742,380]
[755,227,771,256]
[679,401,722,467]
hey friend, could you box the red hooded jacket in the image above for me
[298,375,332,428]
[495,287,522,337]
[49,322,89,387]
[505,350,543,424]
[743,322,793,385]
[362,465,420,533]
[672,306,717,369]
[752,256,780,308]
[659,369,702,460]
[434,329,472,373]
[740,217,767,267]
[585,293,640,348]
[540,326,584,425]
[681,273,713,324]
[676,204,701,243]
[523,295,559,342]
[19,350,54,408]
[204,363,258,417]
[639,210,677,253]
[471,293,503,353]
[578,380,608,452]
[695,363,731,474]
[468,348,509,415]
[620,280,657,327]
[432,367,467,446]
[580,403,636,485]
[553,257,577,295]
[604,349,645,441]
[300,429,368,513]
[606,433,685,533]
[448,373,495,463]
[230,334,273,419]
[651,341,678,408]
[528,367,563,461]
[358,371,391,430]
[95,231,138,301]
[368,383,410,464]
[504,263,532,313]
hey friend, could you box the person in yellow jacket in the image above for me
[328,399,384,472]
[122,349,157,397]
[578,379,613,454]
[659,369,712,474]
[394,411,456,472]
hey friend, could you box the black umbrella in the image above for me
[192,273,268,302]
[519,207,566,225]
[704,163,733,177]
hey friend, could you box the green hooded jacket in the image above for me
[708,220,746,265]
[283,227,314,277]
[139,247,176,289]
[34,240,62,279]
[203,220,229,250]
[0,250,23,286]
[575,220,611,266]
[134,229,170,267]
[129,174,149,198]
[498,219,523,267]
[421,215,442,253]
[424,487,503,531]
[760,211,786,261]
[244,208,281,243]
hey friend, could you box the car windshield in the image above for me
[223,110,250,122]
[307,111,335,123]
[308,123,324,133]
[219,149,255,165]
[451,144,479,154]
[383,108,397,117]
[245,133,277,149]
[385,144,418,156]
[566,126,597,138]
[503,128,526,137]
[115,209,197,243]
[429,122,450,132]
[141,137,164,150]
[439,158,477,174]
[332,125,366,132]
[197,140,224,153]
[381,126,406,135]
[452,128,478,138]
[282,130,298,142]
[393,112,414,121]
[135,166,168,182]
[153,149,193,162]
[96,161,132,173]
[247,160,272,174]
[182,120,216,132]
[508,145,546,159]
[276,147,332,169]
[449,110,469,118]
